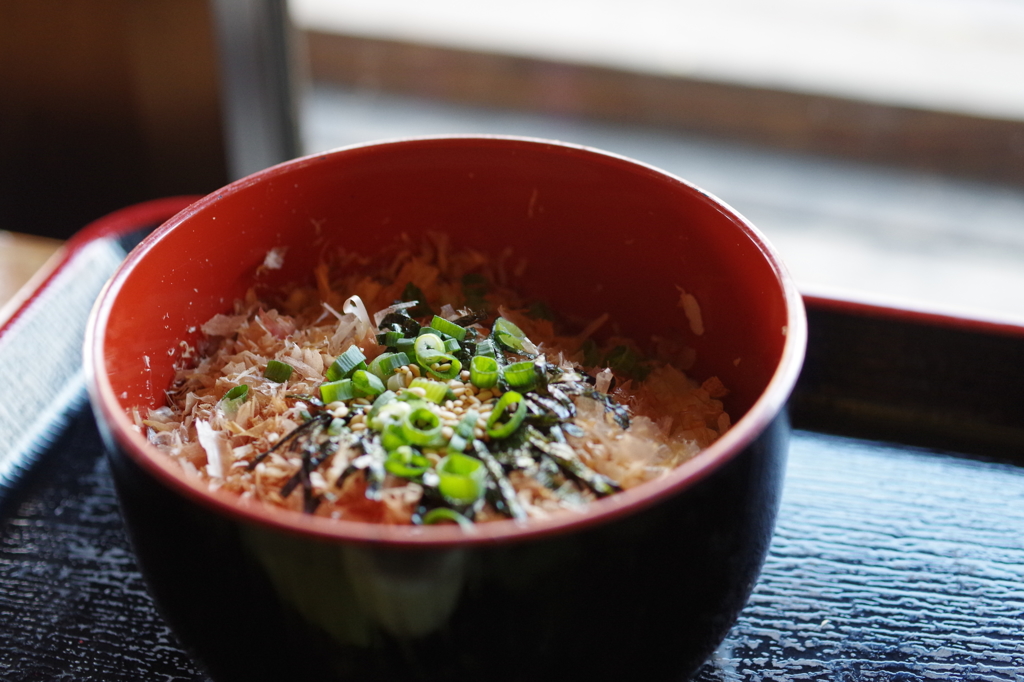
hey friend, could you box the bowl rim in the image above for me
[84,134,807,547]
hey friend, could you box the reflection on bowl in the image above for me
[85,136,806,681]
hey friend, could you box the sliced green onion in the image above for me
[369,389,396,416]
[422,507,474,528]
[474,338,497,358]
[425,356,461,381]
[381,422,408,451]
[326,345,367,382]
[455,410,479,440]
[221,384,249,414]
[368,351,410,380]
[414,333,446,362]
[444,338,462,353]
[430,315,468,342]
[415,334,462,380]
[223,385,249,402]
[493,317,527,352]
[486,390,527,439]
[320,379,355,404]
[408,377,449,404]
[368,399,410,431]
[402,406,444,447]
[447,410,479,455]
[395,337,416,353]
[384,445,431,479]
[502,360,537,390]
[352,370,385,398]
[437,453,487,505]
[383,330,404,347]
[447,433,468,455]
[469,355,498,389]
[264,360,293,383]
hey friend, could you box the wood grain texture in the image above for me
[0,408,205,681]
[697,430,1024,681]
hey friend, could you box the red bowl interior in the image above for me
[87,136,806,544]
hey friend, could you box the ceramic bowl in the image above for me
[85,136,806,681]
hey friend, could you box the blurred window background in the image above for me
[290,0,1024,319]
[2,0,1022,318]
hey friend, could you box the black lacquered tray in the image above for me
[1,203,1022,681]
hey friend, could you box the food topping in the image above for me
[139,242,730,525]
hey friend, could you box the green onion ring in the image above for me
[436,453,487,505]
[421,507,474,528]
[486,390,527,439]
[352,369,385,398]
[402,406,444,447]
[429,315,468,342]
[384,446,431,479]
[469,355,499,389]
[263,360,293,383]
[501,360,536,390]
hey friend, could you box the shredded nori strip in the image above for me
[378,310,421,338]
[247,410,325,470]
[559,382,631,429]
[526,427,621,497]
[401,284,434,318]
[472,440,527,521]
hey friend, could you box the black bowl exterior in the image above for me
[100,408,789,682]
